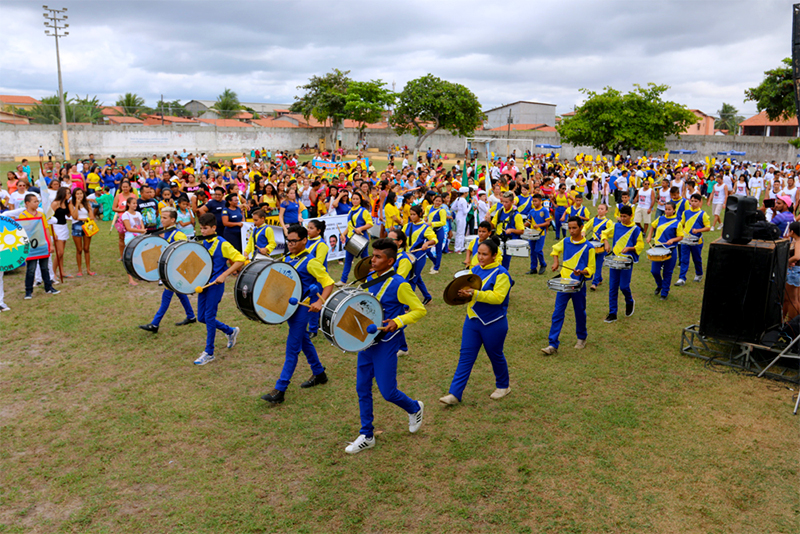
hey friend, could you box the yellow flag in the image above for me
[556,153,560,159]
[664,152,669,161]
[586,155,593,162]
[602,156,608,162]
[705,156,710,165]
[726,157,731,165]
[614,154,621,162]
[711,157,716,166]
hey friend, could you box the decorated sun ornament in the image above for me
[0,216,30,272]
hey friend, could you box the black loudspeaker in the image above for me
[700,239,789,343]
[722,195,757,244]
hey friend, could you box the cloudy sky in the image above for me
[0,0,793,119]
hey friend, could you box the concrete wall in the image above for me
[484,102,557,129]
[1,123,797,162]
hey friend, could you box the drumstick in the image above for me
[366,324,389,334]
[195,281,219,293]
[408,247,425,254]
[289,297,313,308]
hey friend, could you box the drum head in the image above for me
[443,272,482,305]
[325,290,383,352]
[354,255,373,281]
[0,216,30,272]
[160,241,213,294]
[239,261,302,324]
[125,235,169,282]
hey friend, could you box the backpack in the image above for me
[750,221,780,240]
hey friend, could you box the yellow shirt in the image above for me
[373,270,427,328]
[244,224,277,257]
[385,203,402,228]
[288,250,334,289]
[466,257,511,320]
[550,236,596,279]
[86,172,101,190]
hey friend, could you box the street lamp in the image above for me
[43,5,70,161]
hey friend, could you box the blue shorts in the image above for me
[71,221,84,237]
[788,266,800,287]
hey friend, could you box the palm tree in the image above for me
[212,88,241,119]
[116,93,148,117]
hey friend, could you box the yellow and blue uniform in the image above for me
[426,205,448,271]
[356,269,426,438]
[492,206,524,270]
[553,193,570,239]
[527,206,550,271]
[447,257,512,400]
[548,236,595,348]
[199,235,246,355]
[601,221,644,316]
[614,201,636,221]
[671,197,687,220]
[306,235,331,334]
[395,250,415,281]
[564,204,590,225]
[469,237,504,267]
[650,214,684,298]
[678,207,711,281]
[341,205,373,283]
[244,223,277,259]
[275,249,335,392]
[517,194,533,218]
[403,220,437,301]
[582,215,611,287]
[151,228,195,326]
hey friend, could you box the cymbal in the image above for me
[354,255,373,281]
[443,271,482,305]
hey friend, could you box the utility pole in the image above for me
[506,108,513,157]
[43,5,70,161]
[161,94,164,126]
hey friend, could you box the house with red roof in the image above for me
[739,111,799,137]
[0,94,41,111]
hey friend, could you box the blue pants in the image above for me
[679,243,703,280]
[398,330,408,352]
[276,305,324,391]
[356,333,419,438]
[529,236,546,271]
[501,242,512,270]
[152,289,195,326]
[548,285,587,349]
[608,268,633,315]
[411,254,432,300]
[449,317,509,400]
[308,293,320,334]
[341,240,369,283]
[651,254,677,297]
[592,252,605,286]
[431,227,445,270]
[554,207,567,239]
[197,283,233,355]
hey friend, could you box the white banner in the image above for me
[240,214,350,263]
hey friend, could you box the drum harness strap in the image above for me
[358,269,394,290]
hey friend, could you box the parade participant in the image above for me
[646,202,683,300]
[306,218,330,338]
[526,194,550,274]
[221,193,245,253]
[517,183,533,218]
[192,213,244,366]
[261,224,334,404]
[582,203,611,291]
[541,216,595,355]
[553,184,570,239]
[633,179,656,233]
[655,177,671,219]
[464,221,503,268]
[439,236,512,404]
[388,227,420,357]
[601,205,643,322]
[403,205,437,305]
[614,191,635,221]
[19,194,59,299]
[345,239,426,454]
[675,193,711,286]
[338,191,373,286]
[138,208,196,333]
[492,191,524,270]
[244,209,277,259]
[426,194,448,274]
[562,193,590,226]
[452,187,470,253]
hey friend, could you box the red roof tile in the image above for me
[0,95,41,105]
[107,116,144,124]
[740,110,798,127]
[197,118,252,127]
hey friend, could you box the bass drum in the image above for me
[234,259,302,324]
[321,288,384,352]
[158,240,213,294]
[123,234,169,282]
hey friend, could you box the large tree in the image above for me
[390,74,484,158]
[212,88,242,119]
[291,69,351,149]
[115,92,149,117]
[557,83,697,156]
[744,58,795,122]
[344,79,395,138]
[715,102,744,134]
[21,93,104,124]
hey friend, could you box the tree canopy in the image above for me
[390,74,484,157]
[715,102,744,134]
[291,69,351,147]
[20,93,104,124]
[115,93,149,117]
[212,88,242,119]
[744,58,795,122]
[556,83,697,156]
[344,80,395,134]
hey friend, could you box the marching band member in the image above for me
[244,209,277,259]
[338,191,373,286]
[306,219,330,338]
[465,221,503,268]
[345,239,426,454]
[439,236,512,404]
[526,194,550,275]
[646,202,683,300]
[138,207,196,333]
[562,193,590,227]
[492,191,524,270]
[553,184,569,239]
[601,205,643,323]
[582,203,611,291]
[403,205,437,305]
[426,193,448,274]
[261,224,335,405]
[193,213,245,366]
[675,193,711,286]
[541,216,595,355]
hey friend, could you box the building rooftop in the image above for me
[740,110,798,127]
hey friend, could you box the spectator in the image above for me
[50,187,71,279]
[112,180,138,259]
[19,193,60,299]
[69,187,95,276]
[221,193,244,252]
[176,195,195,238]
[137,185,160,233]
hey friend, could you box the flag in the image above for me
[462,159,468,187]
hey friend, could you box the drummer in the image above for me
[138,207,196,334]
[646,202,684,300]
[337,191,373,286]
[244,209,277,259]
[541,216,595,355]
[675,193,710,287]
[306,219,330,338]
[561,193,590,227]
[193,213,245,366]
[439,236,513,405]
[345,238,427,454]
[600,205,643,323]
[582,203,611,291]
[526,194,550,275]
[425,193,449,275]
[387,227,415,357]
[491,191,524,270]
[464,221,503,268]
[403,205,437,305]
[261,223,335,405]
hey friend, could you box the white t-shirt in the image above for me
[750,176,764,191]
[615,175,628,191]
[9,190,40,210]
[637,188,654,210]
[712,183,728,205]
[121,211,143,240]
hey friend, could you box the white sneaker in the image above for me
[334,281,346,287]
[693,275,703,283]
[439,393,460,405]
[396,349,409,357]
[489,387,511,400]
[674,279,686,287]
[194,351,215,365]
[429,268,439,274]
[345,434,375,454]
[226,326,240,349]
[408,401,424,433]
[574,338,587,349]
[0,304,9,312]
[541,345,557,355]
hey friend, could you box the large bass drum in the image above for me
[158,240,213,294]
[123,234,169,282]
[321,288,384,352]
[234,259,302,324]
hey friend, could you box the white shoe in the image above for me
[574,339,587,349]
[693,275,703,283]
[429,268,439,274]
[489,387,511,400]
[226,326,240,349]
[193,351,215,365]
[674,279,686,287]
[439,393,459,405]
[541,345,557,355]
[345,434,375,454]
[334,281,346,287]
[396,349,409,357]
[408,401,424,433]
[0,304,9,312]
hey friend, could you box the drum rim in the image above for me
[124,234,168,282]
[321,288,382,352]
[236,260,300,325]
[159,240,212,294]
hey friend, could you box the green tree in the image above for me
[390,74,484,158]
[73,94,104,123]
[344,80,395,138]
[21,93,104,124]
[163,99,190,117]
[116,92,149,117]
[557,83,697,156]
[212,88,242,119]
[291,69,351,149]
[715,102,743,134]
[21,95,63,124]
[744,58,794,121]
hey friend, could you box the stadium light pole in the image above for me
[43,5,70,161]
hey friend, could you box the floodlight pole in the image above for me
[506,109,513,158]
[43,5,70,161]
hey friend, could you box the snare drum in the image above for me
[321,288,384,352]
[603,254,634,270]
[522,229,541,241]
[647,246,672,262]
[546,276,583,293]
[123,234,169,282]
[505,239,530,257]
[158,240,213,294]
[344,233,369,256]
[682,233,700,246]
[234,258,303,324]
[589,240,604,253]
